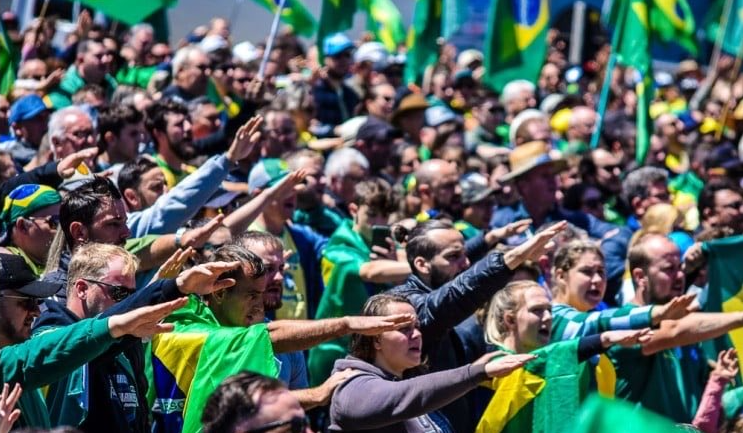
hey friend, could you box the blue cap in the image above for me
[9,95,48,124]
[323,33,354,57]
[425,105,458,127]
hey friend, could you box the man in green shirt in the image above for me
[46,40,117,109]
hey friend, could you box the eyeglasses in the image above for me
[244,416,308,433]
[191,63,211,72]
[66,129,95,140]
[27,214,60,229]
[0,294,43,310]
[82,279,135,302]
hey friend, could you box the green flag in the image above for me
[607,0,653,165]
[254,0,317,37]
[146,296,278,433]
[404,0,443,84]
[482,0,549,93]
[362,0,406,53]
[649,0,698,56]
[316,0,359,61]
[442,0,469,39]
[476,340,586,433]
[308,220,384,386]
[0,21,16,97]
[67,0,177,26]
[705,0,743,55]
[574,394,685,433]
[702,235,743,379]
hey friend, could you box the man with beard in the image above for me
[145,99,197,188]
[606,233,743,423]
[312,33,360,136]
[585,148,627,225]
[247,158,327,320]
[414,159,463,222]
[46,40,117,109]
[353,117,400,182]
[287,149,345,237]
[388,219,566,433]
[698,179,743,235]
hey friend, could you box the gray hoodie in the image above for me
[329,356,488,433]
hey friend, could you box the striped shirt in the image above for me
[551,303,654,342]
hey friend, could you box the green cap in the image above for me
[248,158,290,195]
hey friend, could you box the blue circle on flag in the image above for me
[512,0,541,26]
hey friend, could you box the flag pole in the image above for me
[590,0,627,149]
[715,33,743,141]
[690,0,734,110]
[258,0,288,80]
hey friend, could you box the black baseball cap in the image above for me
[0,254,62,297]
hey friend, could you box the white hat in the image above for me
[457,49,483,69]
[354,42,389,70]
[233,41,259,63]
[200,35,228,53]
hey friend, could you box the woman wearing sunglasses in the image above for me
[328,293,535,433]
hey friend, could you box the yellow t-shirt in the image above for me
[154,154,196,189]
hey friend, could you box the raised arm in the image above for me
[641,312,743,355]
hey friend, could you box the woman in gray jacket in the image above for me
[328,293,535,433]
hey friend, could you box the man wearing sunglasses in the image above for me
[35,242,243,433]
[0,184,61,277]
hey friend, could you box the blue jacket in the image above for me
[388,251,514,433]
[311,79,360,135]
[287,223,328,319]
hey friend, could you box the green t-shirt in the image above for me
[292,206,347,238]
[454,220,481,240]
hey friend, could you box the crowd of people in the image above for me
[0,5,743,433]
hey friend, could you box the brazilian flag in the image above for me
[253,0,317,38]
[701,235,743,380]
[362,0,406,53]
[476,340,587,433]
[649,0,697,56]
[146,296,278,433]
[482,0,549,93]
[404,0,442,85]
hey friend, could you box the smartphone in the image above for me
[371,225,392,250]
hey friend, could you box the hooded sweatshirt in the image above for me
[329,356,488,433]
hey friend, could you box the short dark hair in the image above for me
[698,178,742,221]
[118,156,158,194]
[352,178,395,213]
[235,231,283,253]
[201,372,286,433]
[394,219,456,271]
[349,293,412,362]
[212,243,266,282]
[144,98,189,136]
[60,176,122,248]
[98,105,143,138]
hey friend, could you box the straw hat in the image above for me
[391,93,429,125]
[500,140,567,182]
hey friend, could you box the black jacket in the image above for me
[388,252,513,433]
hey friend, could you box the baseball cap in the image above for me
[460,172,495,205]
[248,158,290,195]
[0,253,62,297]
[356,117,401,144]
[9,94,48,124]
[323,33,354,57]
[354,42,389,70]
[425,105,458,127]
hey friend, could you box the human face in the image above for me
[643,238,685,304]
[515,164,558,214]
[367,84,396,121]
[210,270,267,327]
[463,198,495,229]
[263,113,297,158]
[399,146,420,176]
[325,50,352,79]
[511,286,553,353]
[113,121,144,162]
[265,187,297,224]
[191,103,222,139]
[79,41,112,84]
[580,186,604,220]
[177,51,211,95]
[232,67,253,97]
[234,388,309,433]
[164,112,195,161]
[507,89,536,118]
[334,163,367,205]
[713,189,743,234]
[20,203,60,263]
[353,204,388,244]
[374,302,422,377]
[137,167,167,210]
[431,162,462,215]
[523,119,552,144]
[293,156,324,210]
[249,241,285,312]
[558,251,606,312]
[475,99,504,131]
[592,150,622,194]
[54,112,96,161]
[89,198,130,246]
[80,256,136,316]
[0,289,41,345]
[539,63,560,93]
[637,181,671,217]
[425,229,470,288]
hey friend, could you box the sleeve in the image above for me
[1,318,115,388]
[577,334,606,362]
[464,233,490,263]
[330,363,487,430]
[692,373,729,433]
[100,279,180,318]
[0,162,62,201]
[552,304,653,341]
[127,155,231,237]
[289,351,309,390]
[408,252,514,338]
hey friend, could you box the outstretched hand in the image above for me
[652,293,698,325]
[226,116,263,163]
[175,261,241,295]
[482,354,537,378]
[151,247,195,283]
[107,297,189,339]
[713,348,739,382]
[345,314,416,336]
[0,383,21,433]
[503,220,567,270]
[600,328,653,348]
[179,215,225,249]
[57,147,99,178]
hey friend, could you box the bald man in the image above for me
[566,106,597,146]
[415,159,462,221]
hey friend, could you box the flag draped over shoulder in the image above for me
[476,339,585,433]
[316,0,359,61]
[66,0,177,26]
[361,0,406,53]
[574,394,684,432]
[702,235,743,377]
[404,0,442,84]
[482,0,549,93]
[606,0,653,165]
[146,296,277,433]
[253,0,317,38]
[0,21,16,96]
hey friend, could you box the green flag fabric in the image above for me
[607,0,653,165]
[317,0,359,61]
[254,0,317,38]
[702,235,743,378]
[362,0,406,52]
[404,0,443,84]
[146,296,278,433]
[482,0,550,93]
[308,219,385,386]
[67,0,177,26]
[649,0,697,55]
[0,21,16,96]
[704,0,743,56]
[574,394,684,433]
[476,339,585,433]
[442,0,469,39]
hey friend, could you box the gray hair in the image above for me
[324,147,369,179]
[622,166,668,204]
[48,106,93,142]
[172,45,206,75]
[501,79,536,105]
[129,23,154,38]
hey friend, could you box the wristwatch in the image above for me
[175,227,187,248]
